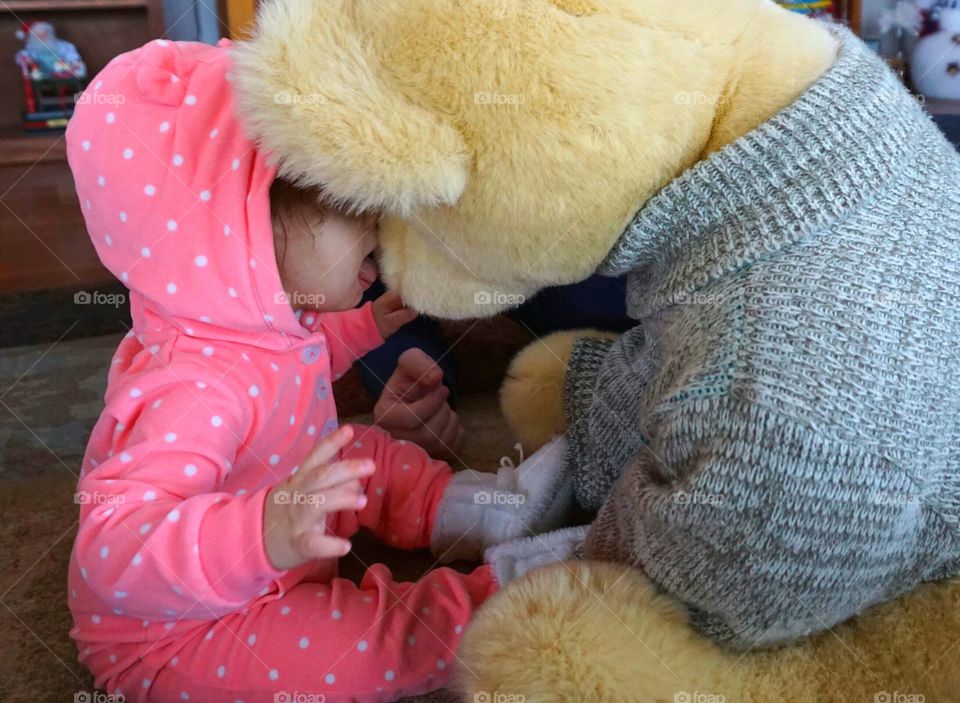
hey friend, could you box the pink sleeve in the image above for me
[74,373,286,620]
[333,424,453,548]
[303,302,384,378]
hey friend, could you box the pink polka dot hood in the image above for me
[66,37,335,350]
[64,38,385,682]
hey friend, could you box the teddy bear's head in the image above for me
[233,0,831,318]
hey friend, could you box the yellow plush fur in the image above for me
[495,345,960,701]
[231,0,470,217]
[458,561,729,703]
[500,330,617,454]
[234,0,836,319]
[460,561,960,703]
[232,1,959,700]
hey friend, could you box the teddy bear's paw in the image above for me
[500,330,617,455]
[456,560,734,703]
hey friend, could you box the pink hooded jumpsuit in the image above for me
[65,38,496,703]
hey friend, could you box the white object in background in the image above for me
[911,7,960,99]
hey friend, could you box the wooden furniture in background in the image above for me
[0,131,97,292]
[0,0,266,296]
[0,0,954,296]
[221,0,255,40]
[845,0,863,34]
[0,0,165,292]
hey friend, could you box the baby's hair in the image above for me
[270,178,326,273]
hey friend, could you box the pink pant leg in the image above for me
[139,564,496,703]
[119,425,498,703]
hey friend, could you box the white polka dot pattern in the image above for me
[65,38,482,700]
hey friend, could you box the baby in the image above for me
[65,39,573,703]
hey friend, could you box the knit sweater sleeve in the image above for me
[563,326,659,511]
[584,394,932,649]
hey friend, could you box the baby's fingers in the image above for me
[387,307,419,326]
[377,289,405,311]
[295,532,352,561]
[312,459,375,492]
[302,425,355,470]
[317,484,368,515]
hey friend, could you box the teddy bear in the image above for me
[231,0,960,700]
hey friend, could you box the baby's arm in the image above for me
[301,301,383,378]
[302,293,417,378]
[262,425,375,570]
[74,373,284,621]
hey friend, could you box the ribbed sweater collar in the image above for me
[599,25,936,318]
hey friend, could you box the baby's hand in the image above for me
[263,426,375,571]
[373,290,418,339]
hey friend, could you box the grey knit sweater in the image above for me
[565,26,960,649]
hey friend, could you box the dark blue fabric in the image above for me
[356,275,634,401]
[357,280,461,404]
[508,275,633,337]
[162,0,221,44]
[932,113,960,151]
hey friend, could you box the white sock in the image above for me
[484,525,590,587]
[430,437,572,562]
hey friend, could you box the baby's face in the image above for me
[273,201,380,312]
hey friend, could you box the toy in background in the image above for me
[14,21,88,133]
[918,0,948,33]
[911,0,960,98]
[867,0,960,99]
[773,1,838,18]
[871,1,925,70]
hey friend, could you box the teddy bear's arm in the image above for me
[500,329,619,454]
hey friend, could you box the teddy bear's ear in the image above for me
[231,0,469,216]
